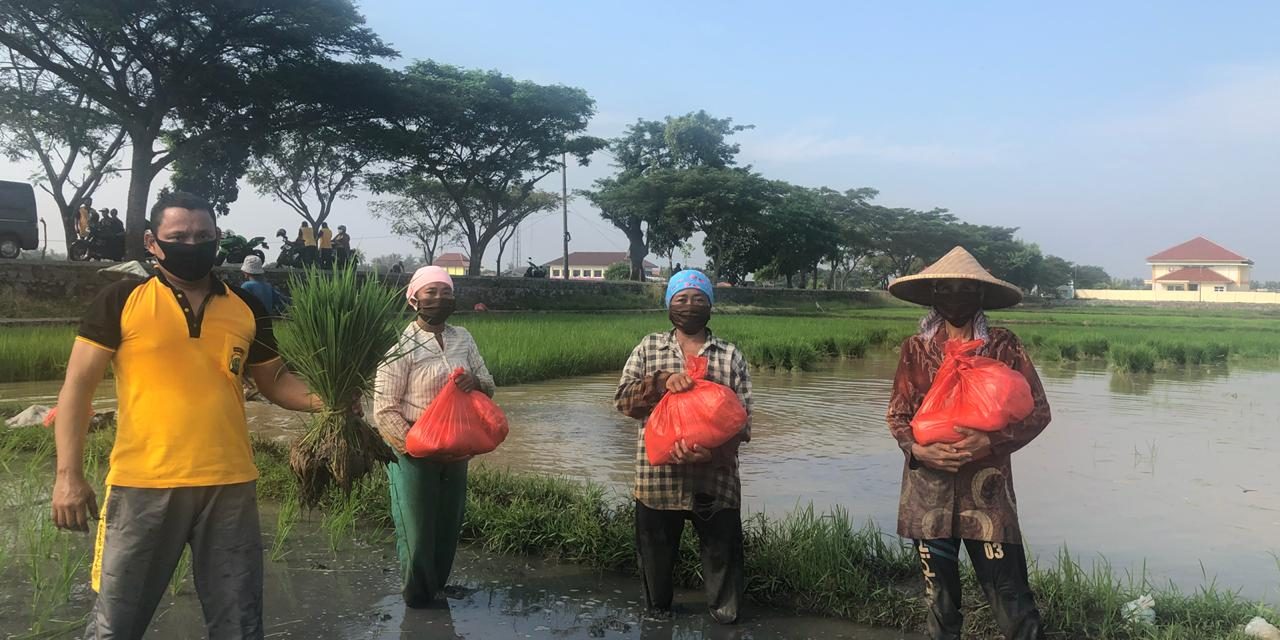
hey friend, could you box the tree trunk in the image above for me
[785,273,793,288]
[466,238,487,276]
[827,260,838,290]
[125,139,157,259]
[495,239,507,277]
[58,203,77,250]
[624,218,647,282]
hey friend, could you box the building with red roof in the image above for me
[1146,237,1252,293]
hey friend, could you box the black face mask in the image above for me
[417,298,456,326]
[155,239,218,282]
[669,306,712,335]
[933,291,982,328]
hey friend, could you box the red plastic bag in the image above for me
[406,368,509,459]
[910,338,1034,445]
[644,356,748,466]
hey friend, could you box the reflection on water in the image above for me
[3,353,1278,603]
[133,526,920,640]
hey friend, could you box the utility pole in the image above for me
[562,152,570,280]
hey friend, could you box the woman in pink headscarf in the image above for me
[373,266,495,608]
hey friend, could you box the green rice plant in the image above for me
[169,548,191,596]
[1110,344,1158,373]
[269,491,301,562]
[0,326,76,383]
[1079,336,1110,358]
[274,266,405,505]
[1056,340,1081,361]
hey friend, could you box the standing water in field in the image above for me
[3,353,1278,603]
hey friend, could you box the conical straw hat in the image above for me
[888,246,1023,309]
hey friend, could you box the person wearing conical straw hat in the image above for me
[373,266,496,608]
[885,247,1052,640]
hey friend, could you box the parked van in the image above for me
[0,180,39,259]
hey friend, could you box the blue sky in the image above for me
[5,1,1278,278]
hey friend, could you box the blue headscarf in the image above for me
[664,269,714,307]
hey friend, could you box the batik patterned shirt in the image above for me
[886,326,1051,543]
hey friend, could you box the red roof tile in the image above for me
[432,252,469,267]
[1147,237,1250,263]
[1154,268,1234,284]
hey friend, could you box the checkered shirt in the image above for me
[614,330,753,513]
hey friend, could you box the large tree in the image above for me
[583,111,750,281]
[765,184,841,288]
[0,0,395,257]
[0,51,125,248]
[492,190,559,276]
[248,123,388,227]
[368,175,462,264]
[386,61,605,275]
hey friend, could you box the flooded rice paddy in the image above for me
[3,352,1278,610]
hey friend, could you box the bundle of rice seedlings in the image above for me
[274,265,406,505]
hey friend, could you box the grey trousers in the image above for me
[85,482,263,640]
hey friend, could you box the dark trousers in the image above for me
[635,500,744,624]
[319,248,333,269]
[301,246,317,267]
[916,538,1043,640]
[85,482,263,640]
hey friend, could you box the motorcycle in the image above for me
[69,222,125,262]
[214,231,268,265]
[523,259,547,278]
[273,229,304,268]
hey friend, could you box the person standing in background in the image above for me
[318,222,334,269]
[297,221,317,268]
[333,224,352,267]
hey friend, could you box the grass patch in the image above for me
[4,306,1279,385]
[1,426,1274,639]
[0,326,77,383]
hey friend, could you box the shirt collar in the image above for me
[155,270,227,296]
[658,328,723,356]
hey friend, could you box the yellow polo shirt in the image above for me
[76,274,280,488]
[319,228,333,249]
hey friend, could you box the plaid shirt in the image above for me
[614,330,753,513]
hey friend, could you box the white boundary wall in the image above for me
[1076,289,1280,304]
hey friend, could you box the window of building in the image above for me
[1167,284,1185,291]
[1214,286,1227,292]
[572,269,581,277]
[593,270,603,278]
[552,269,561,277]
[1188,284,1199,292]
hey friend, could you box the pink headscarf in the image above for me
[406,266,455,309]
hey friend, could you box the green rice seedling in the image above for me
[0,326,76,383]
[1079,336,1110,358]
[169,548,191,596]
[1152,341,1189,366]
[1056,340,1080,361]
[274,266,405,505]
[836,335,871,358]
[1110,344,1158,373]
[269,491,301,562]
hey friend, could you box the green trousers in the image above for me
[386,454,469,607]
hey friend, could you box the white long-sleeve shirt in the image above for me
[373,323,496,453]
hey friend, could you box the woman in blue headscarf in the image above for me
[613,270,754,624]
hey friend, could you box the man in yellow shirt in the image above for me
[51,191,327,639]
[318,221,334,269]
[296,220,317,268]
